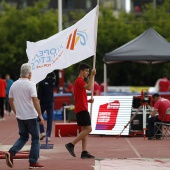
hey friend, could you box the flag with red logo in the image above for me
[26,5,99,84]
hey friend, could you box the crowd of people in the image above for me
[63,79,106,96]
[0,74,14,121]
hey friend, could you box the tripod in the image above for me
[117,101,152,139]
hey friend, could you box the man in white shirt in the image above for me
[5,63,44,169]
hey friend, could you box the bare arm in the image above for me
[150,109,157,117]
[84,69,96,91]
[9,98,16,114]
[32,97,44,124]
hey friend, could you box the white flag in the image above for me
[26,5,99,84]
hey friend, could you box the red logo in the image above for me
[95,100,120,130]
[66,29,78,50]
[66,29,88,50]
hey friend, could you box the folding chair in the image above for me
[153,108,170,139]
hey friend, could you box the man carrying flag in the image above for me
[65,63,96,158]
[26,3,99,159]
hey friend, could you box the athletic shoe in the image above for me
[40,133,46,140]
[148,136,162,140]
[156,136,162,140]
[81,151,95,159]
[29,163,44,169]
[65,143,76,157]
[5,151,13,168]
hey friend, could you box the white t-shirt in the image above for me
[9,78,38,120]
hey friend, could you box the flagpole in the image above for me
[90,0,99,117]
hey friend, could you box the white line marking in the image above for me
[1,131,18,144]
[125,138,141,158]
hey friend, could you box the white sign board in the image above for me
[88,96,133,135]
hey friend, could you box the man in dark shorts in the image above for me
[65,63,96,158]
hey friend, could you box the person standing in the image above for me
[37,72,55,141]
[5,63,44,169]
[147,93,170,140]
[0,74,6,120]
[100,82,108,93]
[5,74,14,115]
[158,75,170,92]
[64,80,74,93]
[65,63,96,159]
[93,81,101,96]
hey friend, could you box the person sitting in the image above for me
[147,93,170,140]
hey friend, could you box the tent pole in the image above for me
[104,63,107,96]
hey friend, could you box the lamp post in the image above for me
[58,0,64,93]
[153,0,156,9]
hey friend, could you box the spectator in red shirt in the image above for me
[64,80,74,93]
[147,93,170,140]
[0,74,7,120]
[100,82,108,93]
[93,81,101,96]
[65,63,96,159]
[158,75,170,92]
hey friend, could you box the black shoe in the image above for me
[148,136,162,140]
[65,143,76,157]
[148,137,155,140]
[156,136,162,140]
[81,151,95,159]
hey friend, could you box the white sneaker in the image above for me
[0,118,5,121]
[48,137,51,142]
[40,133,46,140]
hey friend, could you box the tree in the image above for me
[96,0,170,86]
[0,0,59,79]
[1,0,170,86]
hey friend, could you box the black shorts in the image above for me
[76,110,91,126]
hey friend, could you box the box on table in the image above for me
[55,123,81,137]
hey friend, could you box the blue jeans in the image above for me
[40,102,53,137]
[9,118,40,164]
